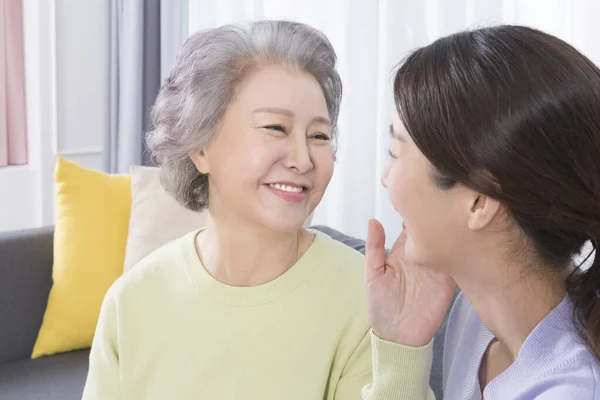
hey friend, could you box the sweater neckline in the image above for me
[481,295,573,397]
[179,229,329,306]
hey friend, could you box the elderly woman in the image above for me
[82,20,423,399]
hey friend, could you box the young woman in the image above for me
[366,25,600,399]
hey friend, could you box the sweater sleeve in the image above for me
[334,330,436,400]
[81,285,122,400]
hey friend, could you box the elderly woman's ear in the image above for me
[189,149,209,175]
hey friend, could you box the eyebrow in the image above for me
[389,124,406,142]
[254,107,294,117]
[253,107,330,126]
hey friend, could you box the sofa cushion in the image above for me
[123,166,210,272]
[32,157,132,358]
[0,349,89,400]
[0,226,54,365]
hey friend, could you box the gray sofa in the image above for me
[0,225,452,400]
[0,227,89,400]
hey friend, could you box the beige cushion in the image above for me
[124,166,314,273]
[123,166,209,272]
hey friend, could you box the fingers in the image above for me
[365,219,386,277]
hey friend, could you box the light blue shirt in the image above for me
[443,293,600,399]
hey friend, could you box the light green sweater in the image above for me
[83,230,434,399]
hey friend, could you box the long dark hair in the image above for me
[393,25,600,360]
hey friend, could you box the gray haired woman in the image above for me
[82,20,426,399]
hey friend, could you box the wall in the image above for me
[0,0,108,232]
[55,0,107,171]
[0,166,37,231]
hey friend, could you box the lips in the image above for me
[265,182,308,203]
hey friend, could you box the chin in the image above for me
[260,213,308,234]
[405,239,426,268]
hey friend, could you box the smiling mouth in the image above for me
[267,183,306,193]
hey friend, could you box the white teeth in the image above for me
[269,183,304,193]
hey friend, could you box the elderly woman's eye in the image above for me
[265,125,286,133]
[313,134,330,141]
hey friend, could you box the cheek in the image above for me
[312,147,335,186]
[386,163,413,214]
[234,142,280,180]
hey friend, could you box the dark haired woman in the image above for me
[366,25,600,399]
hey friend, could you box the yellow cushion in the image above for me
[32,157,131,358]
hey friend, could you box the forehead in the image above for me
[392,113,402,129]
[390,114,410,142]
[235,64,328,113]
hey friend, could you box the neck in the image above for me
[454,257,568,360]
[196,215,312,287]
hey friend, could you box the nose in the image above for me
[381,163,390,188]
[285,136,313,173]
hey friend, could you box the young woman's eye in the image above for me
[264,125,286,133]
[388,149,397,158]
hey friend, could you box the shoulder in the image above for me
[514,359,600,399]
[310,229,366,290]
[105,231,196,304]
[301,230,368,328]
[305,231,373,376]
[532,333,600,398]
[311,228,365,269]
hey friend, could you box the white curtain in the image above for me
[162,0,600,247]
[105,0,163,173]
[105,0,144,173]
[159,0,187,82]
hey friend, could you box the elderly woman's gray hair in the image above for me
[146,20,343,212]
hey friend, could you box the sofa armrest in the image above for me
[310,225,368,254]
[0,226,54,365]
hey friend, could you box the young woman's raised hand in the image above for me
[364,219,457,346]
